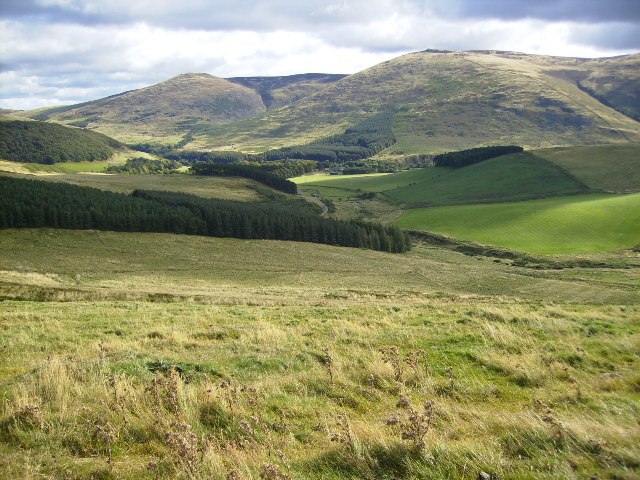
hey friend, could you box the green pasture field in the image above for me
[396,193,640,254]
[535,144,640,193]
[295,153,590,207]
[293,169,449,199]
[386,153,590,206]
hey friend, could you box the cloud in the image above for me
[3,0,639,28]
[0,0,638,109]
[569,22,640,50]
[437,0,640,23]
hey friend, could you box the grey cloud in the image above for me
[0,0,393,30]
[436,0,640,23]
[3,0,639,29]
[569,22,640,50]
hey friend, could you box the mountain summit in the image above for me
[28,73,267,143]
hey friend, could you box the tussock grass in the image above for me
[1,229,639,478]
[1,301,638,479]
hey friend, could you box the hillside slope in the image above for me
[227,73,346,108]
[193,50,640,152]
[386,152,590,206]
[535,143,640,193]
[22,74,267,143]
[543,53,640,122]
[396,192,640,254]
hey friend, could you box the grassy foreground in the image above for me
[1,229,639,479]
[396,193,640,254]
[2,300,639,480]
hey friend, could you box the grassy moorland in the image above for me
[3,229,639,304]
[0,172,265,202]
[396,193,640,254]
[0,144,159,175]
[0,159,120,174]
[0,228,639,480]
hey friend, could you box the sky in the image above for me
[1,0,639,110]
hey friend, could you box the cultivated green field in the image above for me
[293,169,450,199]
[386,153,590,206]
[396,193,640,254]
[535,144,640,193]
[296,153,590,208]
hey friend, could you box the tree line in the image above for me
[433,145,524,168]
[0,121,121,164]
[0,176,411,253]
[106,157,182,174]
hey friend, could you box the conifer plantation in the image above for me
[433,145,524,168]
[0,176,411,252]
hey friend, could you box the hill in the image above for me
[20,74,268,144]
[0,120,121,164]
[192,50,640,152]
[544,53,640,122]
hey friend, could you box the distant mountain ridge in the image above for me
[204,49,639,153]
[9,49,640,154]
